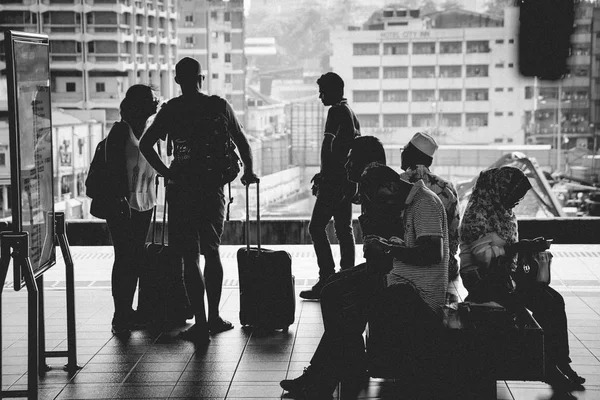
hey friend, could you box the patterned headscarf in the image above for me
[459,166,532,245]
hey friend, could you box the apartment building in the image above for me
[330,5,535,147]
[177,0,246,121]
[525,2,596,150]
[0,0,178,126]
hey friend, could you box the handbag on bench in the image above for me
[515,250,553,287]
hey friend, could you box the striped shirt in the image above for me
[387,180,449,314]
[400,165,460,278]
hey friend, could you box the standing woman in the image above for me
[459,166,585,391]
[105,84,159,335]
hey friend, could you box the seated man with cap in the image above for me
[400,132,460,281]
[280,136,449,398]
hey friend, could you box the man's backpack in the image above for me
[166,95,241,187]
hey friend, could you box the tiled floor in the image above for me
[1,244,600,399]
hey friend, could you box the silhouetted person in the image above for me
[300,72,360,300]
[140,57,259,344]
[400,132,460,281]
[105,84,160,335]
[281,136,449,398]
[460,166,585,391]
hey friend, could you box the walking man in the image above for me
[300,72,361,300]
[140,57,259,344]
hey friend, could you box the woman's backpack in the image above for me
[85,137,121,219]
[85,138,110,200]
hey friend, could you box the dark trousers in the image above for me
[519,285,571,367]
[309,189,355,280]
[107,208,153,323]
[309,264,438,380]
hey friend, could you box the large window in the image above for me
[466,41,490,53]
[412,66,435,78]
[441,113,462,127]
[353,43,379,56]
[466,113,489,126]
[357,114,379,128]
[439,65,462,78]
[439,89,462,102]
[383,66,408,79]
[353,67,379,79]
[440,41,462,54]
[383,114,408,127]
[353,90,379,102]
[412,90,435,102]
[383,43,408,55]
[466,65,488,77]
[466,89,489,101]
[412,42,436,54]
[383,90,408,102]
[412,114,434,127]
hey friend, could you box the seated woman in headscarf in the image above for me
[459,166,585,391]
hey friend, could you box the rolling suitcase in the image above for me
[138,175,192,328]
[237,182,295,331]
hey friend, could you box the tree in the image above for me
[439,0,464,10]
[420,0,438,14]
[484,0,513,19]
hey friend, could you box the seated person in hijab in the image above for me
[459,166,585,391]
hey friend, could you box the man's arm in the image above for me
[139,110,170,179]
[388,236,443,266]
[226,102,259,184]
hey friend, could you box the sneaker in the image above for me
[299,279,328,300]
[280,366,337,398]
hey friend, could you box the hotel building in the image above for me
[177,0,246,121]
[0,0,179,126]
[330,4,596,150]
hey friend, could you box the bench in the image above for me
[364,278,546,399]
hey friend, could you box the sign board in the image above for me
[4,31,56,290]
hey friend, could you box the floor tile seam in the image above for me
[220,327,252,400]
[283,300,309,380]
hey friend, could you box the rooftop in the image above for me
[2,244,600,399]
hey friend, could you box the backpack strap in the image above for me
[209,96,236,220]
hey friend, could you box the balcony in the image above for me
[85,24,133,42]
[86,53,133,70]
[0,23,38,32]
[42,0,82,4]
[42,24,83,35]
[83,0,132,13]
[51,91,85,107]
[50,52,83,66]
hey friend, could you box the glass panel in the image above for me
[353,43,379,55]
[383,66,407,79]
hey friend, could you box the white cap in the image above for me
[409,132,438,157]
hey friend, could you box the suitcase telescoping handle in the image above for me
[151,174,167,246]
[245,182,260,252]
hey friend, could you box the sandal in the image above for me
[208,317,234,334]
[177,325,210,345]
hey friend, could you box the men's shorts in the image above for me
[166,184,225,256]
